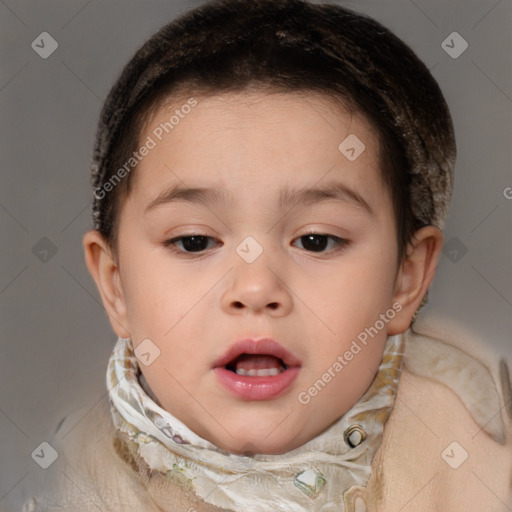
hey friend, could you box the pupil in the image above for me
[183,236,208,252]
[302,234,327,252]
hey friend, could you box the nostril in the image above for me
[230,301,279,310]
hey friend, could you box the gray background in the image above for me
[1,0,511,507]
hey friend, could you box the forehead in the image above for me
[128,90,388,214]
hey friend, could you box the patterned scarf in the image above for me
[107,333,406,511]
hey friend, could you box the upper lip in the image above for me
[212,338,302,369]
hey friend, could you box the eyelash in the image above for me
[162,231,349,256]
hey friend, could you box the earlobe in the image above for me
[387,226,444,335]
[82,230,131,338]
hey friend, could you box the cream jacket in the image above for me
[11,316,512,512]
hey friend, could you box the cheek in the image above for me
[120,247,214,340]
[305,249,397,358]
[119,247,175,332]
[324,251,396,311]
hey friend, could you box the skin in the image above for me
[84,91,443,455]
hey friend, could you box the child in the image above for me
[25,0,512,510]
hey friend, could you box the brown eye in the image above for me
[293,233,348,254]
[164,235,218,254]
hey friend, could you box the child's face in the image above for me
[109,91,408,454]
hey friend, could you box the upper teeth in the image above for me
[236,367,284,376]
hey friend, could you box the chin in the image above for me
[195,405,311,454]
[214,429,305,456]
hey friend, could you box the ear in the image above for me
[82,230,131,338]
[387,226,444,335]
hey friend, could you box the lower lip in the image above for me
[213,366,301,400]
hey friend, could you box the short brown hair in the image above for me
[90,0,456,265]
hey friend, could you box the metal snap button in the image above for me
[343,425,367,448]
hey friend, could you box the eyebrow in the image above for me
[144,181,374,216]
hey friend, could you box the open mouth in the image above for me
[224,354,288,377]
[213,338,302,400]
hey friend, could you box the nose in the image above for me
[221,246,293,316]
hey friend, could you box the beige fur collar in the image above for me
[404,317,512,445]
